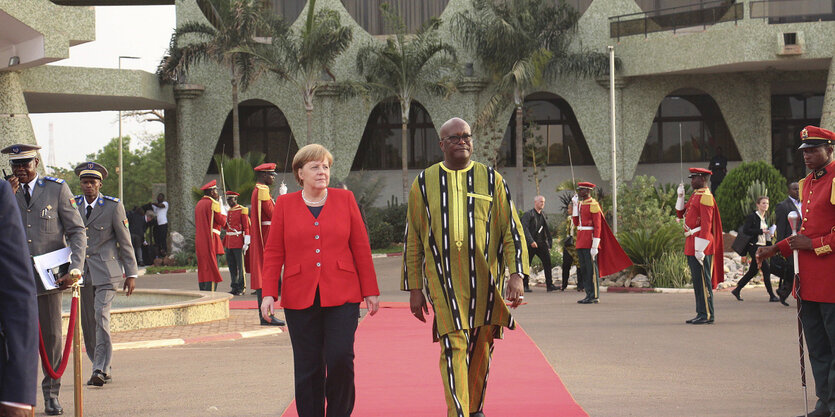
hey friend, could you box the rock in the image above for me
[632,274,649,283]
[163,255,177,266]
[170,232,185,254]
[153,257,163,267]
[601,278,615,287]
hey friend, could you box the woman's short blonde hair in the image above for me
[292,144,334,186]
[756,196,769,204]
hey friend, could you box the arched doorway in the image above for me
[351,100,440,170]
[210,99,299,174]
[638,90,740,165]
[497,92,593,168]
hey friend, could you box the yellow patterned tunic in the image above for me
[402,161,529,340]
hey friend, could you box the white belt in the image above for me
[212,229,221,235]
[684,226,701,237]
[577,226,594,231]
[226,231,242,236]
[261,221,271,226]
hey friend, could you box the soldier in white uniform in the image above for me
[1,144,86,416]
[73,162,138,387]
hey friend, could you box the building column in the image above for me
[821,58,835,130]
[0,71,38,167]
[166,84,205,241]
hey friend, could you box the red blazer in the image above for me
[261,188,379,309]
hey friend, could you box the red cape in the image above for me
[709,206,724,289]
[598,220,633,277]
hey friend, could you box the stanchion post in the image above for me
[70,269,83,417]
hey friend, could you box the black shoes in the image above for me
[45,398,63,415]
[524,286,532,293]
[685,317,700,324]
[690,317,714,325]
[769,295,780,302]
[261,315,285,326]
[797,407,834,417]
[87,369,107,386]
[731,288,743,301]
[546,285,560,292]
[229,289,245,296]
[780,298,791,307]
[577,298,598,304]
[470,412,486,417]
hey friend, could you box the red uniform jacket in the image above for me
[249,183,273,290]
[261,188,379,310]
[677,187,724,289]
[571,197,632,276]
[223,205,250,249]
[777,160,835,303]
[195,196,226,283]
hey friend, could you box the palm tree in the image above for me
[453,0,611,206]
[237,0,353,143]
[356,4,458,200]
[157,0,286,158]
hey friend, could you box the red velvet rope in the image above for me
[38,296,78,380]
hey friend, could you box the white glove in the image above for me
[571,194,579,216]
[694,237,709,265]
[279,182,288,195]
[675,183,685,211]
[220,203,229,216]
[591,237,600,260]
[590,248,598,260]
[695,250,705,264]
[242,235,251,254]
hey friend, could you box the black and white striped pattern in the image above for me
[483,167,496,324]
[438,170,463,330]
[442,335,465,417]
[466,169,478,329]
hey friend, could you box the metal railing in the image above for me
[609,0,743,40]
[750,0,835,23]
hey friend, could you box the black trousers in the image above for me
[687,255,714,321]
[777,256,795,300]
[577,249,598,300]
[561,248,575,290]
[284,291,360,417]
[198,281,216,291]
[525,244,553,287]
[154,223,168,256]
[800,301,835,414]
[736,244,774,297]
[130,233,143,265]
[225,248,245,293]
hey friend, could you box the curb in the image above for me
[371,252,403,258]
[112,327,283,351]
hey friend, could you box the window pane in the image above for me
[660,96,700,118]
[639,124,660,163]
[790,97,805,119]
[342,0,449,35]
[351,102,440,170]
[807,95,824,119]
[662,121,703,162]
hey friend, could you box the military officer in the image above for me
[676,168,724,325]
[1,144,86,416]
[250,163,284,326]
[195,180,226,291]
[757,126,835,417]
[73,162,137,387]
[223,191,250,296]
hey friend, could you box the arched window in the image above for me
[211,99,298,174]
[772,93,824,180]
[268,0,306,22]
[499,92,594,167]
[341,0,449,35]
[639,93,740,164]
[351,101,441,170]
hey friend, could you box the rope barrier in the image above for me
[38,295,78,380]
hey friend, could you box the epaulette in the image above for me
[830,178,835,205]
[700,193,715,207]
[589,201,601,214]
[102,195,120,203]
[257,184,271,201]
[241,207,249,215]
[799,178,805,198]
[43,176,65,184]
[74,195,83,201]
[212,200,220,213]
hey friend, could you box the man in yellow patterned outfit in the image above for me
[402,117,528,417]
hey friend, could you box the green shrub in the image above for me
[365,210,397,249]
[529,246,562,273]
[649,251,691,288]
[618,223,684,275]
[715,161,787,231]
[381,202,408,243]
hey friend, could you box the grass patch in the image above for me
[145,266,194,274]
[372,244,403,255]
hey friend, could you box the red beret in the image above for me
[577,182,596,189]
[688,168,712,177]
[799,126,835,149]
[200,179,217,190]
[225,191,239,196]
[254,163,276,172]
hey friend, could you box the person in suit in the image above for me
[521,195,557,292]
[402,118,527,417]
[676,168,724,325]
[0,179,39,417]
[250,163,284,326]
[126,206,146,267]
[757,125,835,417]
[223,191,250,296]
[73,162,138,387]
[731,196,777,302]
[775,182,802,306]
[1,144,86,416]
[261,144,380,417]
[195,180,226,292]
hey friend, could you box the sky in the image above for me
[29,5,176,170]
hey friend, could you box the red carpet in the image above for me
[281,306,586,417]
[228,300,406,310]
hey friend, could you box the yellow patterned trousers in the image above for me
[439,325,496,417]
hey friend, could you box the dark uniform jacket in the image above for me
[15,175,86,294]
[75,194,138,286]
[521,209,552,249]
[775,197,801,242]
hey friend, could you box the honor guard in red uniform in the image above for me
[676,168,724,324]
[223,191,250,296]
[758,126,835,417]
[195,180,226,291]
[250,163,284,326]
[571,182,632,304]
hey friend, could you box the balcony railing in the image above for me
[750,0,835,24]
[609,0,743,41]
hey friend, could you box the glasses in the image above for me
[442,134,473,144]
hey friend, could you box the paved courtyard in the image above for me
[43,256,807,416]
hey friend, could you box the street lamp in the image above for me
[118,55,140,202]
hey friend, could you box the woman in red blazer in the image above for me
[261,144,379,417]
